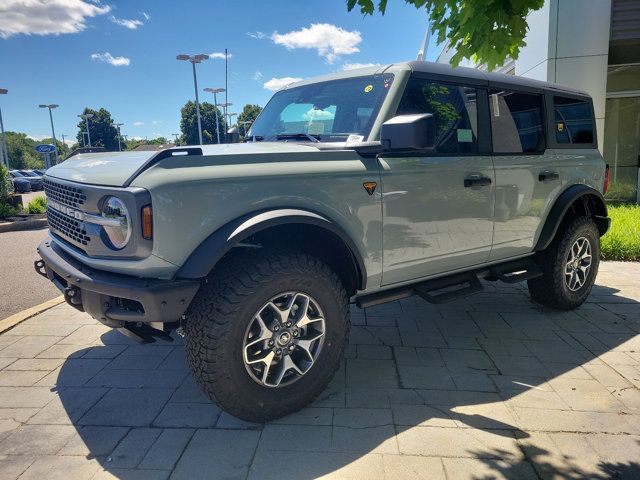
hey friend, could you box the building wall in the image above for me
[515,0,612,151]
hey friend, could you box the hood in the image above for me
[45,143,325,187]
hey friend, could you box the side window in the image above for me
[553,96,594,144]
[489,90,544,153]
[396,78,478,153]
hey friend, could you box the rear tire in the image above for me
[184,250,350,422]
[528,216,600,310]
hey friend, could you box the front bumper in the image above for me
[36,236,201,327]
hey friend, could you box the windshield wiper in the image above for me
[243,135,264,143]
[276,133,320,143]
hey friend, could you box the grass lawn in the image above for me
[601,204,640,262]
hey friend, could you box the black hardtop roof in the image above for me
[406,61,590,98]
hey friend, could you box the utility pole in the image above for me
[0,89,9,168]
[112,123,124,151]
[172,133,180,146]
[225,48,228,143]
[203,87,225,144]
[39,104,59,164]
[79,113,94,147]
[177,54,209,145]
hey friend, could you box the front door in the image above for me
[380,77,495,286]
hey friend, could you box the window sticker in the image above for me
[457,129,473,143]
[557,122,565,132]
[364,84,373,93]
[346,134,365,144]
[307,123,325,135]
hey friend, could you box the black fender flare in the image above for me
[176,208,367,289]
[534,184,610,251]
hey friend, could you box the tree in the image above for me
[346,0,544,71]
[237,104,263,138]
[76,107,119,151]
[5,132,40,169]
[180,101,226,145]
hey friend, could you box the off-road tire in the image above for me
[528,216,600,310]
[184,250,350,422]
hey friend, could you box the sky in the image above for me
[0,0,442,144]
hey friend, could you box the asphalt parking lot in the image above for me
[0,228,60,319]
[0,261,639,479]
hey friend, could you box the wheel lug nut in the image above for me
[293,330,299,337]
[276,348,282,355]
[273,325,279,332]
[286,321,292,327]
[288,345,295,351]
[268,339,274,347]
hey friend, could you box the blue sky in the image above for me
[0,0,441,143]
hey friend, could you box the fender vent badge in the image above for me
[363,181,377,195]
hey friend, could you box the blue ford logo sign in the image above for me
[35,144,56,154]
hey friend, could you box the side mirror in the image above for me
[227,126,240,144]
[380,113,436,151]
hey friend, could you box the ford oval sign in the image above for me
[35,144,56,154]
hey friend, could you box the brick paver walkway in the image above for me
[0,261,639,479]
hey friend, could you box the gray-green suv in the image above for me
[35,61,610,421]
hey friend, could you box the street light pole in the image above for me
[39,104,59,164]
[203,87,225,144]
[172,133,180,146]
[0,89,9,168]
[112,123,124,151]
[78,113,94,147]
[177,54,209,145]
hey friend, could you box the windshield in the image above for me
[21,171,38,177]
[249,74,394,142]
[10,171,23,177]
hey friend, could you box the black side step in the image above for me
[486,258,542,284]
[414,272,483,304]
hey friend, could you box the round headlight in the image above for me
[101,196,131,249]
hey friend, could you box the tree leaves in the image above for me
[75,108,120,151]
[346,0,544,71]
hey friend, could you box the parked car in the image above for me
[17,170,44,190]
[9,173,32,193]
[33,169,47,176]
[35,60,610,422]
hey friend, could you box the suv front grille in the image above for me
[43,178,87,209]
[46,206,91,247]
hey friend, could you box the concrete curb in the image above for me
[0,296,65,334]
[0,218,48,233]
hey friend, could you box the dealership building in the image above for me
[438,0,640,202]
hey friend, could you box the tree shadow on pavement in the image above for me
[53,276,640,479]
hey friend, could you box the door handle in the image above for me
[464,175,492,188]
[539,171,559,182]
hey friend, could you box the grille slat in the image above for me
[43,178,86,209]
[46,208,91,246]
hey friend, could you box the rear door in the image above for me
[488,88,561,261]
[380,76,495,285]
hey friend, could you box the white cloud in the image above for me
[303,108,335,120]
[91,52,130,66]
[271,23,361,64]
[151,120,162,125]
[133,121,144,126]
[252,70,263,81]
[141,12,150,21]
[0,0,111,39]
[109,16,143,30]
[247,31,266,39]
[208,52,231,60]
[263,77,303,92]
[342,62,380,71]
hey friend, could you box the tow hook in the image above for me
[34,259,47,278]
[64,285,83,310]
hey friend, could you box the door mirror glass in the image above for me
[380,114,436,151]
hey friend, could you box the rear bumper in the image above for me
[36,236,201,326]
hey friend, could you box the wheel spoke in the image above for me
[297,331,324,362]
[272,355,303,386]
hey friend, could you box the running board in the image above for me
[485,258,542,284]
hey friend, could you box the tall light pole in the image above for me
[218,102,232,136]
[227,112,237,128]
[78,113,94,147]
[0,89,8,168]
[225,48,229,142]
[239,120,252,137]
[39,104,59,164]
[172,133,180,146]
[203,87,225,144]
[177,54,209,145]
[112,123,124,151]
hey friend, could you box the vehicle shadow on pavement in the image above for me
[53,277,640,479]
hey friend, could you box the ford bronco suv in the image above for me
[35,61,610,422]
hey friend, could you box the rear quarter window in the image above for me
[553,96,594,145]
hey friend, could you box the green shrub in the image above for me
[26,195,47,214]
[0,202,17,219]
[0,164,13,199]
[601,204,640,262]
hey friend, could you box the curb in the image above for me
[0,218,48,233]
[0,296,65,334]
